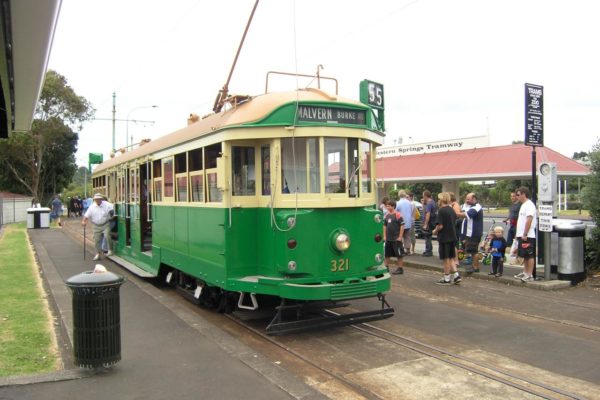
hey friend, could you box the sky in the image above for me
[47,0,600,167]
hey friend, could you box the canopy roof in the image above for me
[376,144,589,183]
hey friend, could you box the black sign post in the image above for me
[525,83,544,146]
[525,83,543,206]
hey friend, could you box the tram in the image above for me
[91,73,392,333]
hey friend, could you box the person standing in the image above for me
[487,226,508,277]
[457,192,484,273]
[421,190,437,257]
[504,191,520,248]
[50,195,63,227]
[82,193,115,261]
[432,192,461,285]
[395,190,414,255]
[407,192,421,255]
[512,187,537,282]
[383,200,405,275]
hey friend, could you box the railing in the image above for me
[0,197,32,225]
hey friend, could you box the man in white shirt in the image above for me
[82,193,115,260]
[511,187,538,282]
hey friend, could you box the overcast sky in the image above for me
[48,0,600,166]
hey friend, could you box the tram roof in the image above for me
[94,88,365,173]
[375,144,590,183]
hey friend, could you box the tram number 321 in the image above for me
[331,258,350,272]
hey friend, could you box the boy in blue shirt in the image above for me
[487,226,508,277]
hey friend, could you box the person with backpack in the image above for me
[421,190,437,257]
[457,192,484,273]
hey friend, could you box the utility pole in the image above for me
[112,91,116,152]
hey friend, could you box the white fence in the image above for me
[0,197,32,225]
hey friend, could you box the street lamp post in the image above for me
[126,105,158,150]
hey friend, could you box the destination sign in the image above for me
[297,105,366,125]
[525,83,544,147]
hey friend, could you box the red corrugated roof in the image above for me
[375,144,589,182]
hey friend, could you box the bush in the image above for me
[585,228,600,272]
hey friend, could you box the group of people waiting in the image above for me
[381,187,538,285]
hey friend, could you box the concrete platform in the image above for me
[401,242,573,291]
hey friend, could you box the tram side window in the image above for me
[163,159,174,198]
[281,138,320,193]
[175,152,187,202]
[153,159,162,202]
[189,148,204,202]
[360,140,372,194]
[205,143,222,202]
[232,146,255,196]
[325,138,346,194]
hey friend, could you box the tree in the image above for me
[0,70,94,203]
[582,139,600,270]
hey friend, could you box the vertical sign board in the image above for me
[525,83,544,146]
[537,204,553,232]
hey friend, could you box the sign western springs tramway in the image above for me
[376,135,490,158]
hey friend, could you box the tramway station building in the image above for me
[375,135,590,202]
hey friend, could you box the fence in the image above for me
[0,197,33,225]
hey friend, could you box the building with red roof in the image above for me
[375,143,589,197]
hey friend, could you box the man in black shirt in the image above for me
[433,192,462,285]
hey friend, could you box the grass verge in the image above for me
[0,223,60,377]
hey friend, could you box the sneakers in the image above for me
[514,272,525,279]
[521,275,534,282]
[465,268,480,274]
[106,251,114,256]
[453,275,462,284]
[436,278,452,285]
[92,254,101,261]
[422,252,433,257]
[392,267,404,275]
[488,272,496,276]
[495,273,503,277]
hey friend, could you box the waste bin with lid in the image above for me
[26,207,50,229]
[555,221,586,285]
[65,269,124,368]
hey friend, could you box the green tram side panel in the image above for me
[154,205,228,285]
[115,202,389,301]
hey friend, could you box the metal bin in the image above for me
[65,270,124,368]
[555,221,586,285]
[26,207,50,229]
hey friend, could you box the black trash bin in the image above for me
[66,270,124,368]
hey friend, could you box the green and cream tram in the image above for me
[91,79,393,333]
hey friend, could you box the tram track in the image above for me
[323,310,585,400]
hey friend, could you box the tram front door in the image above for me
[140,162,152,252]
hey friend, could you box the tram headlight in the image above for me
[288,261,297,271]
[375,253,383,263]
[333,232,351,252]
[374,214,382,223]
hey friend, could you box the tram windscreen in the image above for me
[281,138,320,193]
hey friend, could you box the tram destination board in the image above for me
[297,105,366,125]
[525,83,544,147]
